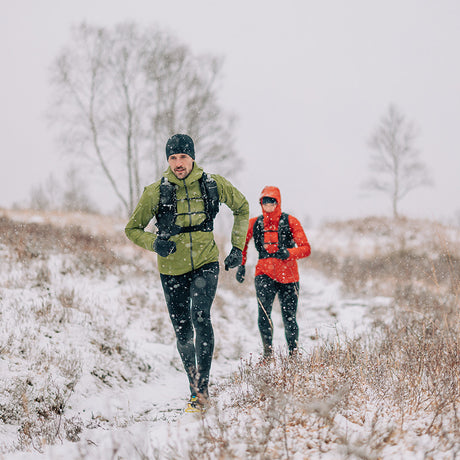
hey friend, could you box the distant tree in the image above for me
[363,104,432,218]
[454,209,460,228]
[29,184,52,211]
[62,166,99,214]
[29,169,97,213]
[49,22,238,216]
[29,174,61,211]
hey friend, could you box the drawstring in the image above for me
[258,295,274,331]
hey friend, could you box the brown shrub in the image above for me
[0,216,123,269]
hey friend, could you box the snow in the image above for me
[0,210,457,459]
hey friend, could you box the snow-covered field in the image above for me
[0,209,458,459]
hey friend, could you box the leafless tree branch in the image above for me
[362,104,433,218]
[48,22,239,216]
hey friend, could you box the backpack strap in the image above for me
[278,213,295,249]
[198,173,220,230]
[253,213,294,259]
[253,216,269,258]
[156,178,177,239]
[156,173,220,238]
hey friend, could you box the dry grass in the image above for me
[0,212,158,454]
[0,376,83,451]
[185,296,459,458]
[1,211,459,458]
[308,216,460,297]
[0,215,124,271]
[181,216,460,459]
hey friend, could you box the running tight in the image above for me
[255,274,299,356]
[160,262,219,397]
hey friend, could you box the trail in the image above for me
[2,265,390,459]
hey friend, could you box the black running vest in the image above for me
[155,173,220,239]
[253,213,295,259]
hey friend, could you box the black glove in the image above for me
[153,238,176,257]
[224,247,242,271]
[236,265,245,283]
[274,248,290,260]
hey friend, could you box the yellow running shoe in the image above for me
[185,396,206,413]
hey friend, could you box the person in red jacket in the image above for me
[236,186,311,357]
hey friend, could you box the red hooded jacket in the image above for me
[241,186,311,283]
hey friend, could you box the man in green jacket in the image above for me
[125,134,249,412]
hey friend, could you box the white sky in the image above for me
[1,0,460,225]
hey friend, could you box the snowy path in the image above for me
[3,268,391,459]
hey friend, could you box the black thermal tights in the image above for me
[255,274,299,356]
[160,262,219,397]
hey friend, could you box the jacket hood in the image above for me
[259,186,281,208]
[259,186,282,221]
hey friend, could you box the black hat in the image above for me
[165,134,195,160]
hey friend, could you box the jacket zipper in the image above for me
[183,179,195,271]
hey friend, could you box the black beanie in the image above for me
[165,134,195,160]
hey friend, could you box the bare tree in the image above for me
[29,169,98,213]
[49,22,238,216]
[29,174,61,211]
[363,104,432,218]
[62,166,99,214]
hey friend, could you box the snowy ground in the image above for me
[0,210,456,459]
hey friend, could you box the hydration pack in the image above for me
[253,213,295,259]
[156,173,220,239]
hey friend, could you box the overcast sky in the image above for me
[2,1,460,225]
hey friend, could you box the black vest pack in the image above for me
[155,173,220,239]
[253,212,295,259]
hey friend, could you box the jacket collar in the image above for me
[163,163,204,186]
